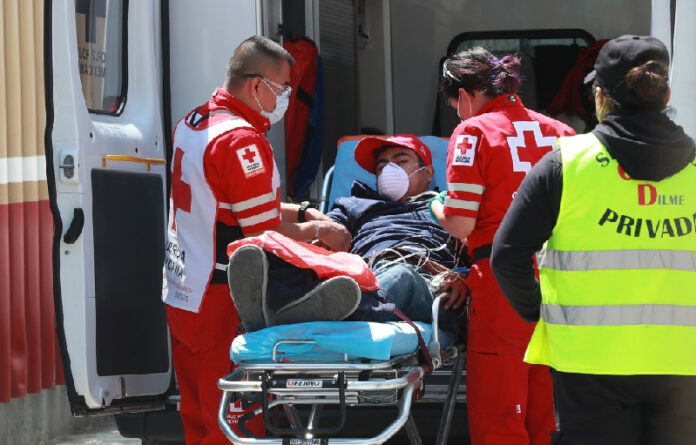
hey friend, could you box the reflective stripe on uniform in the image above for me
[237,208,279,227]
[219,191,276,212]
[447,182,485,194]
[444,197,480,211]
[541,303,696,327]
[537,248,696,272]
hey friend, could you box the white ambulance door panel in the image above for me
[670,0,696,138]
[49,0,171,413]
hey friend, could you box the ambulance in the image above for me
[3,0,693,443]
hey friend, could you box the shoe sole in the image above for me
[275,276,361,325]
[227,244,269,332]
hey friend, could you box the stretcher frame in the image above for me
[217,296,465,444]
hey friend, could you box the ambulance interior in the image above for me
[49,0,694,442]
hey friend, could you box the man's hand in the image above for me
[436,271,468,310]
[306,207,333,222]
[316,220,352,252]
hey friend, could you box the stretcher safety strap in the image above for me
[393,307,433,374]
[541,303,696,327]
[537,248,696,272]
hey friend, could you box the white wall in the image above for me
[670,0,696,138]
[358,0,651,135]
[168,0,291,197]
[357,0,388,134]
[168,1,259,127]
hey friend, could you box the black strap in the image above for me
[472,244,492,263]
[188,108,235,127]
[296,87,313,108]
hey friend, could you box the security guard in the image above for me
[491,35,696,444]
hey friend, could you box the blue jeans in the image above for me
[368,262,435,323]
[264,252,441,325]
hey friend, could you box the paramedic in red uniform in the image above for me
[162,36,350,445]
[430,47,575,444]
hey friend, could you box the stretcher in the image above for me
[219,135,466,444]
[218,295,465,444]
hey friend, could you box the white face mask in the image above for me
[377,162,426,201]
[255,80,291,125]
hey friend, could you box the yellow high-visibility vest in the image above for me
[526,133,696,375]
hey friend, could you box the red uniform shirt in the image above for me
[444,94,575,252]
[194,88,282,235]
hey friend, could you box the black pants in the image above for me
[551,370,696,445]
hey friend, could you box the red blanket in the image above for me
[227,231,379,292]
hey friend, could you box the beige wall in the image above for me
[0,0,48,205]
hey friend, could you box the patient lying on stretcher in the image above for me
[228,135,467,332]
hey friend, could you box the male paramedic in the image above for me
[227,134,467,330]
[430,47,575,444]
[162,35,351,445]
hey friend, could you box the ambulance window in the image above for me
[446,30,595,112]
[75,0,128,114]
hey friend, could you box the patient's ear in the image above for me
[425,165,434,183]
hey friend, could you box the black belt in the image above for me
[472,244,492,263]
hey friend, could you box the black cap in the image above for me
[584,35,669,107]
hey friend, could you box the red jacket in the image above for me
[444,94,575,253]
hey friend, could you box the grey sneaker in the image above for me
[274,276,361,325]
[227,244,270,332]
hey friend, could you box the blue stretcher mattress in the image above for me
[230,321,433,364]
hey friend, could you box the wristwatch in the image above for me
[297,200,315,223]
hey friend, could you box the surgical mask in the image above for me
[255,79,291,125]
[377,162,426,201]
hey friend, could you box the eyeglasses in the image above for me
[241,73,292,97]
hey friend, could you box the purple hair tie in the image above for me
[490,57,501,67]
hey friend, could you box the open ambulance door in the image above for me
[670,0,696,138]
[47,0,171,414]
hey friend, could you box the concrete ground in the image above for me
[41,416,138,445]
[0,386,140,445]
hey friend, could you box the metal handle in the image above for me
[101,154,165,171]
[59,154,75,178]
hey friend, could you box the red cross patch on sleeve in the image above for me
[236,144,266,178]
[452,134,478,166]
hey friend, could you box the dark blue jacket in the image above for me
[327,181,455,268]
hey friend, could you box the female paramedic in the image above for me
[429,47,575,444]
[491,35,696,444]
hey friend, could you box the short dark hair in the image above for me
[440,47,521,99]
[224,36,294,87]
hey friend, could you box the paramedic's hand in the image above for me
[438,272,468,311]
[316,221,351,252]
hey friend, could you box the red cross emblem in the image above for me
[518,130,551,163]
[241,147,257,163]
[456,137,475,155]
[507,122,557,173]
[171,147,191,230]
